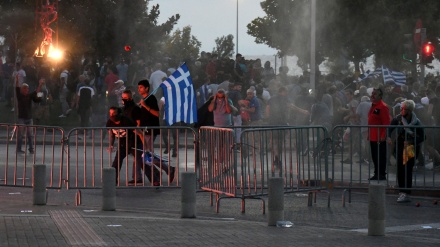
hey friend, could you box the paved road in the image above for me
[1,186,440,247]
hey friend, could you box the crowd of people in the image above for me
[1,51,440,194]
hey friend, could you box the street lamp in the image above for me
[236,0,238,55]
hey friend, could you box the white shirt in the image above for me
[60,70,69,89]
[149,69,167,93]
[12,69,26,86]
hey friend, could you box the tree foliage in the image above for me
[0,0,180,64]
[248,0,440,74]
[212,34,234,58]
[163,26,201,67]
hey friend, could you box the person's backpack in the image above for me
[78,86,94,108]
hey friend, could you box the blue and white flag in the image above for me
[381,66,406,86]
[160,63,198,126]
[356,67,381,82]
[357,66,406,86]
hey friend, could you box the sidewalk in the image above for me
[1,186,440,246]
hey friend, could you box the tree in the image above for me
[0,0,180,65]
[247,0,440,76]
[0,3,36,60]
[212,34,234,58]
[163,26,201,67]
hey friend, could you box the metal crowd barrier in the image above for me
[0,124,65,189]
[65,126,198,192]
[330,125,440,204]
[199,125,331,213]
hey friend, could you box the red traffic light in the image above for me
[423,42,434,55]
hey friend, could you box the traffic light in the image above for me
[421,42,435,64]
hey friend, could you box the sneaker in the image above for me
[66,109,72,115]
[397,193,411,203]
[369,175,386,180]
[59,114,66,118]
[153,181,160,186]
[128,179,143,185]
[169,167,176,183]
[16,149,25,154]
[164,149,169,154]
[172,152,177,158]
[11,108,14,112]
[29,150,34,154]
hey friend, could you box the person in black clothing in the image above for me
[137,80,176,183]
[15,79,43,154]
[387,100,425,203]
[137,79,160,149]
[106,106,160,186]
[76,78,95,127]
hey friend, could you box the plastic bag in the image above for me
[403,144,415,165]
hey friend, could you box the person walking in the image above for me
[387,100,425,202]
[368,87,391,180]
[137,79,176,183]
[106,106,160,186]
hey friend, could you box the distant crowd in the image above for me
[1,50,440,133]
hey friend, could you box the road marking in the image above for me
[49,210,107,246]
[351,223,440,233]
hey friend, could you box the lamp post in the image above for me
[236,0,238,55]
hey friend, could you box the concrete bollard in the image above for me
[268,177,284,226]
[33,164,47,205]
[368,184,386,236]
[181,172,196,218]
[102,167,116,211]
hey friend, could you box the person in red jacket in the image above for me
[367,87,391,180]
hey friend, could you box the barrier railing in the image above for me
[2,121,439,209]
[330,125,440,204]
[199,125,331,213]
[198,126,236,196]
[65,126,198,190]
[0,124,65,189]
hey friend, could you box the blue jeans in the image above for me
[17,118,34,152]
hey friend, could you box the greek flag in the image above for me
[381,66,406,86]
[357,66,406,86]
[356,67,381,82]
[160,63,198,126]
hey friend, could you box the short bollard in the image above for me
[102,167,116,211]
[268,177,284,226]
[181,172,196,218]
[33,164,47,205]
[368,184,385,236]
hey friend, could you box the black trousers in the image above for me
[370,141,387,177]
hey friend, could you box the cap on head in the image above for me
[21,83,29,88]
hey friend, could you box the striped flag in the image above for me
[160,63,198,126]
[381,66,406,86]
[356,67,381,82]
[357,66,406,86]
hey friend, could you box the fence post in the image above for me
[102,167,116,211]
[33,164,47,205]
[268,177,284,226]
[181,172,196,218]
[368,184,385,236]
